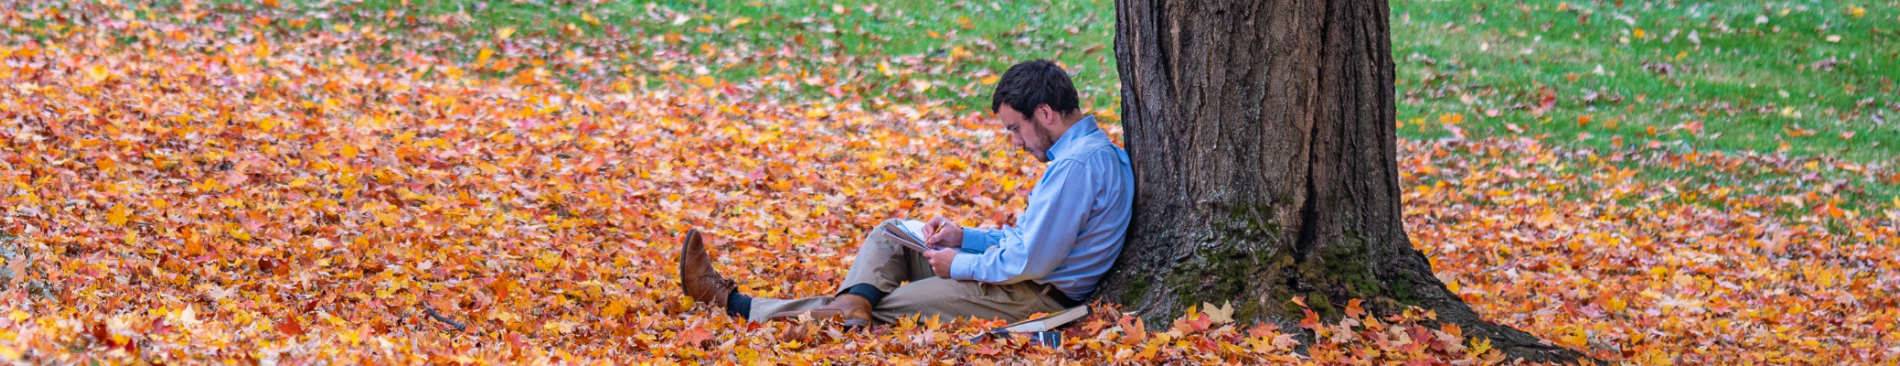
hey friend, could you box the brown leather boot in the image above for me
[678,229,738,313]
[767,293,873,328]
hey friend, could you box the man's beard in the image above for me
[1029,122,1058,162]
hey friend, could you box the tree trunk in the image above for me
[1098,0,1591,363]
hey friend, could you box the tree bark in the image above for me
[1098,0,1593,363]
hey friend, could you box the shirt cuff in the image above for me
[959,227,1000,252]
[948,253,983,281]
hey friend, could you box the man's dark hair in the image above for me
[989,60,1080,117]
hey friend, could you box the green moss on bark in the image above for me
[1150,204,1283,321]
[1388,271,1421,304]
[1287,232,1377,318]
[1122,275,1151,306]
[1135,206,1427,323]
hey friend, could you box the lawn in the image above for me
[231,0,1899,211]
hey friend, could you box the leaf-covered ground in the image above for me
[1,1,1897,365]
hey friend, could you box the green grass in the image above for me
[1393,0,1898,158]
[170,0,1898,211]
[1391,0,1900,209]
[211,0,1121,116]
[648,0,1121,111]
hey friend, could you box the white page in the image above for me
[893,219,984,254]
[899,219,930,241]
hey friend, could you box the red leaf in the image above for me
[1118,316,1146,345]
[276,317,305,336]
[679,325,714,344]
[1188,313,1212,331]
[1299,308,1320,330]
[1531,86,1557,116]
[1247,323,1279,339]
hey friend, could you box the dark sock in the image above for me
[725,290,752,319]
[840,283,887,306]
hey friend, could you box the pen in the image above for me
[929,223,952,250]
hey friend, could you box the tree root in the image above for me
[1422,297,1609,365]
[1457,317,1603,364]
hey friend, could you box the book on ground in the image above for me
[968,304,1091,346]
[994,304,1090,333]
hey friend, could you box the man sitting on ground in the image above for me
[677,59,1134,326]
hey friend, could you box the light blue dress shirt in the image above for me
[948,116,1135,301]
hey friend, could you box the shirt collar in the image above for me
[1045,116,1101,161]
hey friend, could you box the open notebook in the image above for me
[881,219,984,254]
[880,220,939,252]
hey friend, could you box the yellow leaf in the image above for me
[603,300,626,318]
[534,253,562,271]
[1470,337,1493,355]
[476,47,494,65]
[979,75,1000,85]
[107,203,130,226]
[85,65,110,84]
[736,348,758,364]
[1137,342,1160,359]
[1642,349,1675,365]
[728,17,751,27]
[497,27,515,40]
[1533,210,1558,228]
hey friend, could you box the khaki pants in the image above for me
[749,220,1068,324]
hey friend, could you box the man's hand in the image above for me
[923,216,964,249]
[924,247,957,278]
